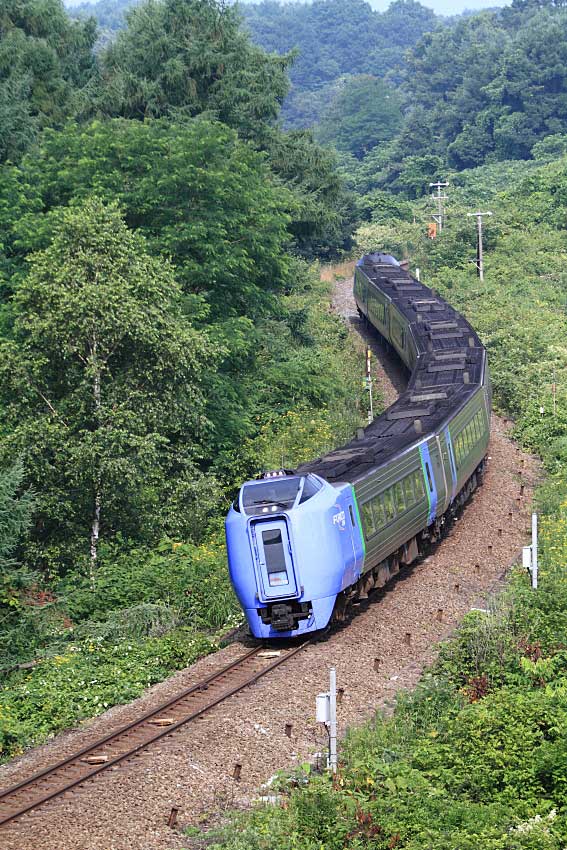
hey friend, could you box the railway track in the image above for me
[0,641,310,828]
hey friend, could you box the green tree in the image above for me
[95,0,290,140]
[1,119,292,319]
[0,0,97,163]
[265,127,353,257]
[316,75,403,160]
[0,460,35,612]
[0,197,218,577]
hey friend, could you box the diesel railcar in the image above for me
[225,253,491,638]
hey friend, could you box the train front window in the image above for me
[262,529,289,586]
[241,474,321,515]
[299,475,322,503]
[242,477,301,515]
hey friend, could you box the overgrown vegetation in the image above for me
[0,0,365,760]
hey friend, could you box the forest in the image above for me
[2,0,567,846]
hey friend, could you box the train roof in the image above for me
[298,257,487,484]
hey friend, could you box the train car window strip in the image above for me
[360,468,428,540]
[452,409,485,469]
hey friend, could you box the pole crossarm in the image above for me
[429,181,449,232]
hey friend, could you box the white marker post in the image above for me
[522,513,538,589]
[316,668,338,774]
[329,667,337,774]
[531,512,538,589]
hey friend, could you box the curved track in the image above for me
[0,642,310,828]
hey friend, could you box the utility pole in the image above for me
[429,181,449,232]
[467,211,492,281]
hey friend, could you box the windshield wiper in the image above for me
[249,499,289,508]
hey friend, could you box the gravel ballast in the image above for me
[0,276,541,850]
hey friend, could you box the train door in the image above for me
[428,438,447,517]
[438,429,457,509]
[336,488,365,588]
[419,439,447,525]
[249,519,299,601]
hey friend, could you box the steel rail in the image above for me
[0,640,310,828]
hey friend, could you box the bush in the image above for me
[0,628,216,761]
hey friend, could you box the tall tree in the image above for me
[0,197,218,576]
[95,0,290,140]
[0,0,97,163]
[5,119,292,319]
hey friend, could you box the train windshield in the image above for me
[241,475,321,516]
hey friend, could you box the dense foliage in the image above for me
[242,0,438,127]
[315,75,403,159]
[0,0,365,756]
[0,0,96,163]
[93,0,291,138]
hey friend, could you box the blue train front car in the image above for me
[225,471,365,638]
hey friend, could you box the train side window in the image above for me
[369,496,384,527]
[414,470,426,499]
[394,482,406,513]
[361,501,375,537]
[349,505,356,527]
[403,475,415,506]
[383,489,396,523]
[425,462,433,492]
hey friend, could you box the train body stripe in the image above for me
[419,442,437,525]
[444,426,458,501]
[351,487,366,559]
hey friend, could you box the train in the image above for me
[225,252,491,638]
